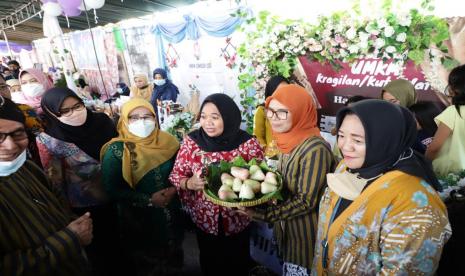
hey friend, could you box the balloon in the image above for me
[42,2,62,17]
[58,0,81,16]
[78,1,92,11]
[84,0,105,10]
[62,7,81,17]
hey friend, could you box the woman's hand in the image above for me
[186,171,207,191]
[151,187,177,208]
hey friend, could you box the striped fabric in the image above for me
[0,161,89,276]
[257,136,335,269]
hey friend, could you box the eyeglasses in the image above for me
[0,128,28,143]
[128,114,155,123]
[58,102,85,117]
[266,108,289,120]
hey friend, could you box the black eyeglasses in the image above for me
[58,102,85,117]
[128,114,155,122]
[266,108,289,120]
[0,128,28,143]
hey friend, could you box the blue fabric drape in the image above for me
[151,7,252,71]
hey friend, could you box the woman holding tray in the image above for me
[240,84,335,275]
[169,93,264,276]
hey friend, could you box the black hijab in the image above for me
[152,68,179,102]
[0,96,25,124]
[336,99,440,190]
[188,93,252,152]
[265,75,289,98]
[41,87,117,161]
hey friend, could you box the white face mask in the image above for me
[116,88,123,94]
[10,92,24,103]
[153,79,166,86]
[128,120,156,138]
[58,108,88,126]
[22,83,45,98]
[0,150,27,176]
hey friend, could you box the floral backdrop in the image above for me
[236,0,458,132]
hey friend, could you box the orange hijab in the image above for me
[265,84,320,154]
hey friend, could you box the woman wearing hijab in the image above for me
[116,82,130,97]
[101,98,184,275]
[19,68,53,114]
[169,93,264,276]
[253,75,289,158]
[312,100,450,275]
[1,74,44,167]
[381,78,417,108]
[150,68,179,106]
[130,73,153,101]
[0,96,92,275]
[36,87,119,275]
[240,84,335,275]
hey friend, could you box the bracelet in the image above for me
[182,178,189,190]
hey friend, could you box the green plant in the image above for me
[236,0,455,132]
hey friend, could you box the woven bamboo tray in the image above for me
[203,184,281,208]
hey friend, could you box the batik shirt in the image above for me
[312,164,451,276]
[169,136,263,236]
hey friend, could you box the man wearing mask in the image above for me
[7,60,20,79]
[0,96,92,275]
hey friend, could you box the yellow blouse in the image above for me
[313,163,451,275]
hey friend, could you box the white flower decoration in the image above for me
[346,27,357,40]
[375,38,385,49]
[348,44,359,54]
[398,14,412,27]
[339,49,348,57]
[396,33,407,42]
[385,46,396,53]
[377,18,389,29]
[384,26,395,37]
[359,32,370,42]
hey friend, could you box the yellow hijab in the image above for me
[100,98,179,188]
[130,74,154,101]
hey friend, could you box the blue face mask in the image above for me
[0,150,27,177]
[154,79,166,86]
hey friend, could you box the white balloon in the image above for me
[84,0,105,10]
[78,0,92,11]
[42,2,63,17]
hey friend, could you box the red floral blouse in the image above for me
[169,136,264,236]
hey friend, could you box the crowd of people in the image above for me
[0,57,464,276]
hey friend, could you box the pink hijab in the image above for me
[19,68,53,113]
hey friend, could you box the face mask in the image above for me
[10,92,23,103]
[116,88,123,94]
[327,171,383,200]
[58,108,88,126]
[128,120,156,138]
[0,150,27,176]
[22,83,45,98]
[154,79,166,86]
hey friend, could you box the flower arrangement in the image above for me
[236,0,457,133]
[162,112,195,141]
